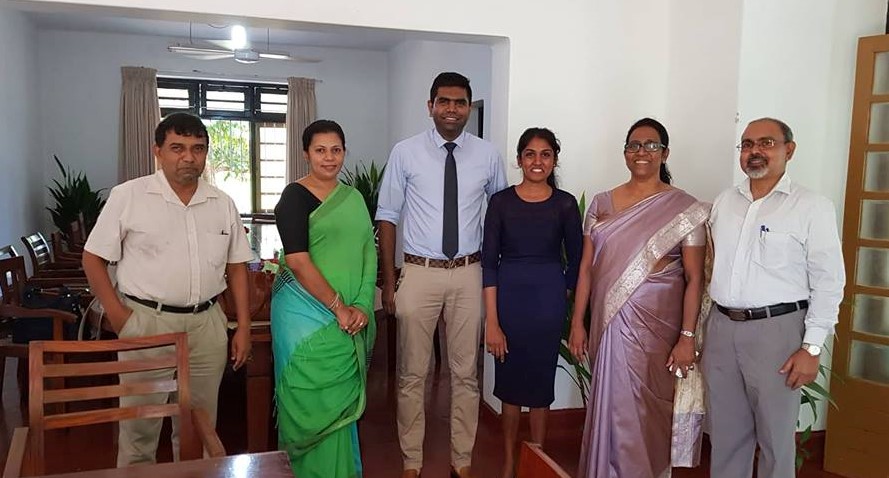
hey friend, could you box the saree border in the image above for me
[602,201,710,326]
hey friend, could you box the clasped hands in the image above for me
[335,305,369,335]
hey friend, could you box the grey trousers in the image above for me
[701,304,805,478]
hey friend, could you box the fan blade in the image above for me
[258,51,322,63]
[207,39,236,50]
[168,44,235,60]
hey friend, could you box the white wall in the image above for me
[666,0,744,202]
[735,0,887,431]
[0,6,42,257]
[35,28,390,194]
[387,39,492,149]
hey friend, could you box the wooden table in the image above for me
[218,270,277,453]
[39,451,292,477]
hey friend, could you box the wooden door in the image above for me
[824,33,889,478]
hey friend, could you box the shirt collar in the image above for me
[736,173,792,201]
[430,128,467,150]
[148,169,217,206]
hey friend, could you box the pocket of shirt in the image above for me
[754,232,802,268]
[204,233,231,267]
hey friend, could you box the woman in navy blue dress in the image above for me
[482,127,583,478]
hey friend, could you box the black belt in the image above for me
[716,300,808,321]
[125,294,217,314]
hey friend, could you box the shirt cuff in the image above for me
[374,208,399,225]
[802,326,832,348]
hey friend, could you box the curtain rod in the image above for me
[157,69,322,85]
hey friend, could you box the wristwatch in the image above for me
[801,343,822,357]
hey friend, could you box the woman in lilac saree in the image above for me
[569,118,708,478]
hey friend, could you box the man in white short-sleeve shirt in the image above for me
[703,117,845,478]
[82,113,253,466]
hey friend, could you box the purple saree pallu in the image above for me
[577,189,708,478]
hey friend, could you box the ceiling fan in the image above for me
[168,24,321,64]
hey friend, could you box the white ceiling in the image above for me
[27,11,413,50]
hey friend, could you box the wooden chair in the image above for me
[0,256,82,400]
[0,245,18,260]
[20,233,85,277]
[516,442,571,478]
[2,332,226,477]
[50,233,82,261]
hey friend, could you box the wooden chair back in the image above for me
[20,233,54,271]
[0,245,18,260]
[516,442,571,478]
[20,333,217,476]
[0,257,30,308]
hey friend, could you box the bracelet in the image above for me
[680,330,695,338]
[328,293,341,311]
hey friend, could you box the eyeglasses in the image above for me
[624,141,665,153]
[736,138,784,151]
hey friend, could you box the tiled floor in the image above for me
[0,316,844,477]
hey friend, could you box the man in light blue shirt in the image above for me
[376,72,507,478]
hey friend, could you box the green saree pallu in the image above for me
[271,184,377,478]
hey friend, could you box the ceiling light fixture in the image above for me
[231,25,247,49]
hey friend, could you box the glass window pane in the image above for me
[874,51,889,95]
[260,144,286,160]
[260,103,287,114]
[158,88,189,99]
[865,152,889,192]
[860,200,889,240]
[261,160,285,177]
[159,98,190,109]
[261,177,286,193]
[869,103,889,143]
[857,247,889,289]
[206,119,252,213]
[260,126,286,143]
[260,193,282,212]
[207,90,244,102]
[206,101,244,112]
[849,340,889,385]
[853,294,889,337]
[262,93,287,104]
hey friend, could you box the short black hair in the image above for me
[155,113,209,147]
[751,117,794,143]
[302,119,346,152]
[429,72,472,103]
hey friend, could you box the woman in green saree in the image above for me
[272,119,377,478]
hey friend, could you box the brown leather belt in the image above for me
[403,252,481,269]
[716,300,808,321]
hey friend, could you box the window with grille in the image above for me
[157,78,288,214]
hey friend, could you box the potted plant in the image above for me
[46,155,106,244]
[340,161,386,222]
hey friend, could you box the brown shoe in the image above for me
[401,469,420,478]
[450,466,474,478]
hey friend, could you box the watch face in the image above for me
[804,344,822,356]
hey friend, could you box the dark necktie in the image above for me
[442,142,458,259]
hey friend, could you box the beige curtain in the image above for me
[286,77,317,182]
[119,67,161,183]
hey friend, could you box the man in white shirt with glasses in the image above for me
[704,117,845,478]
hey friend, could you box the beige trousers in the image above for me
[116,297,228,467]
[395,262,483,471]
